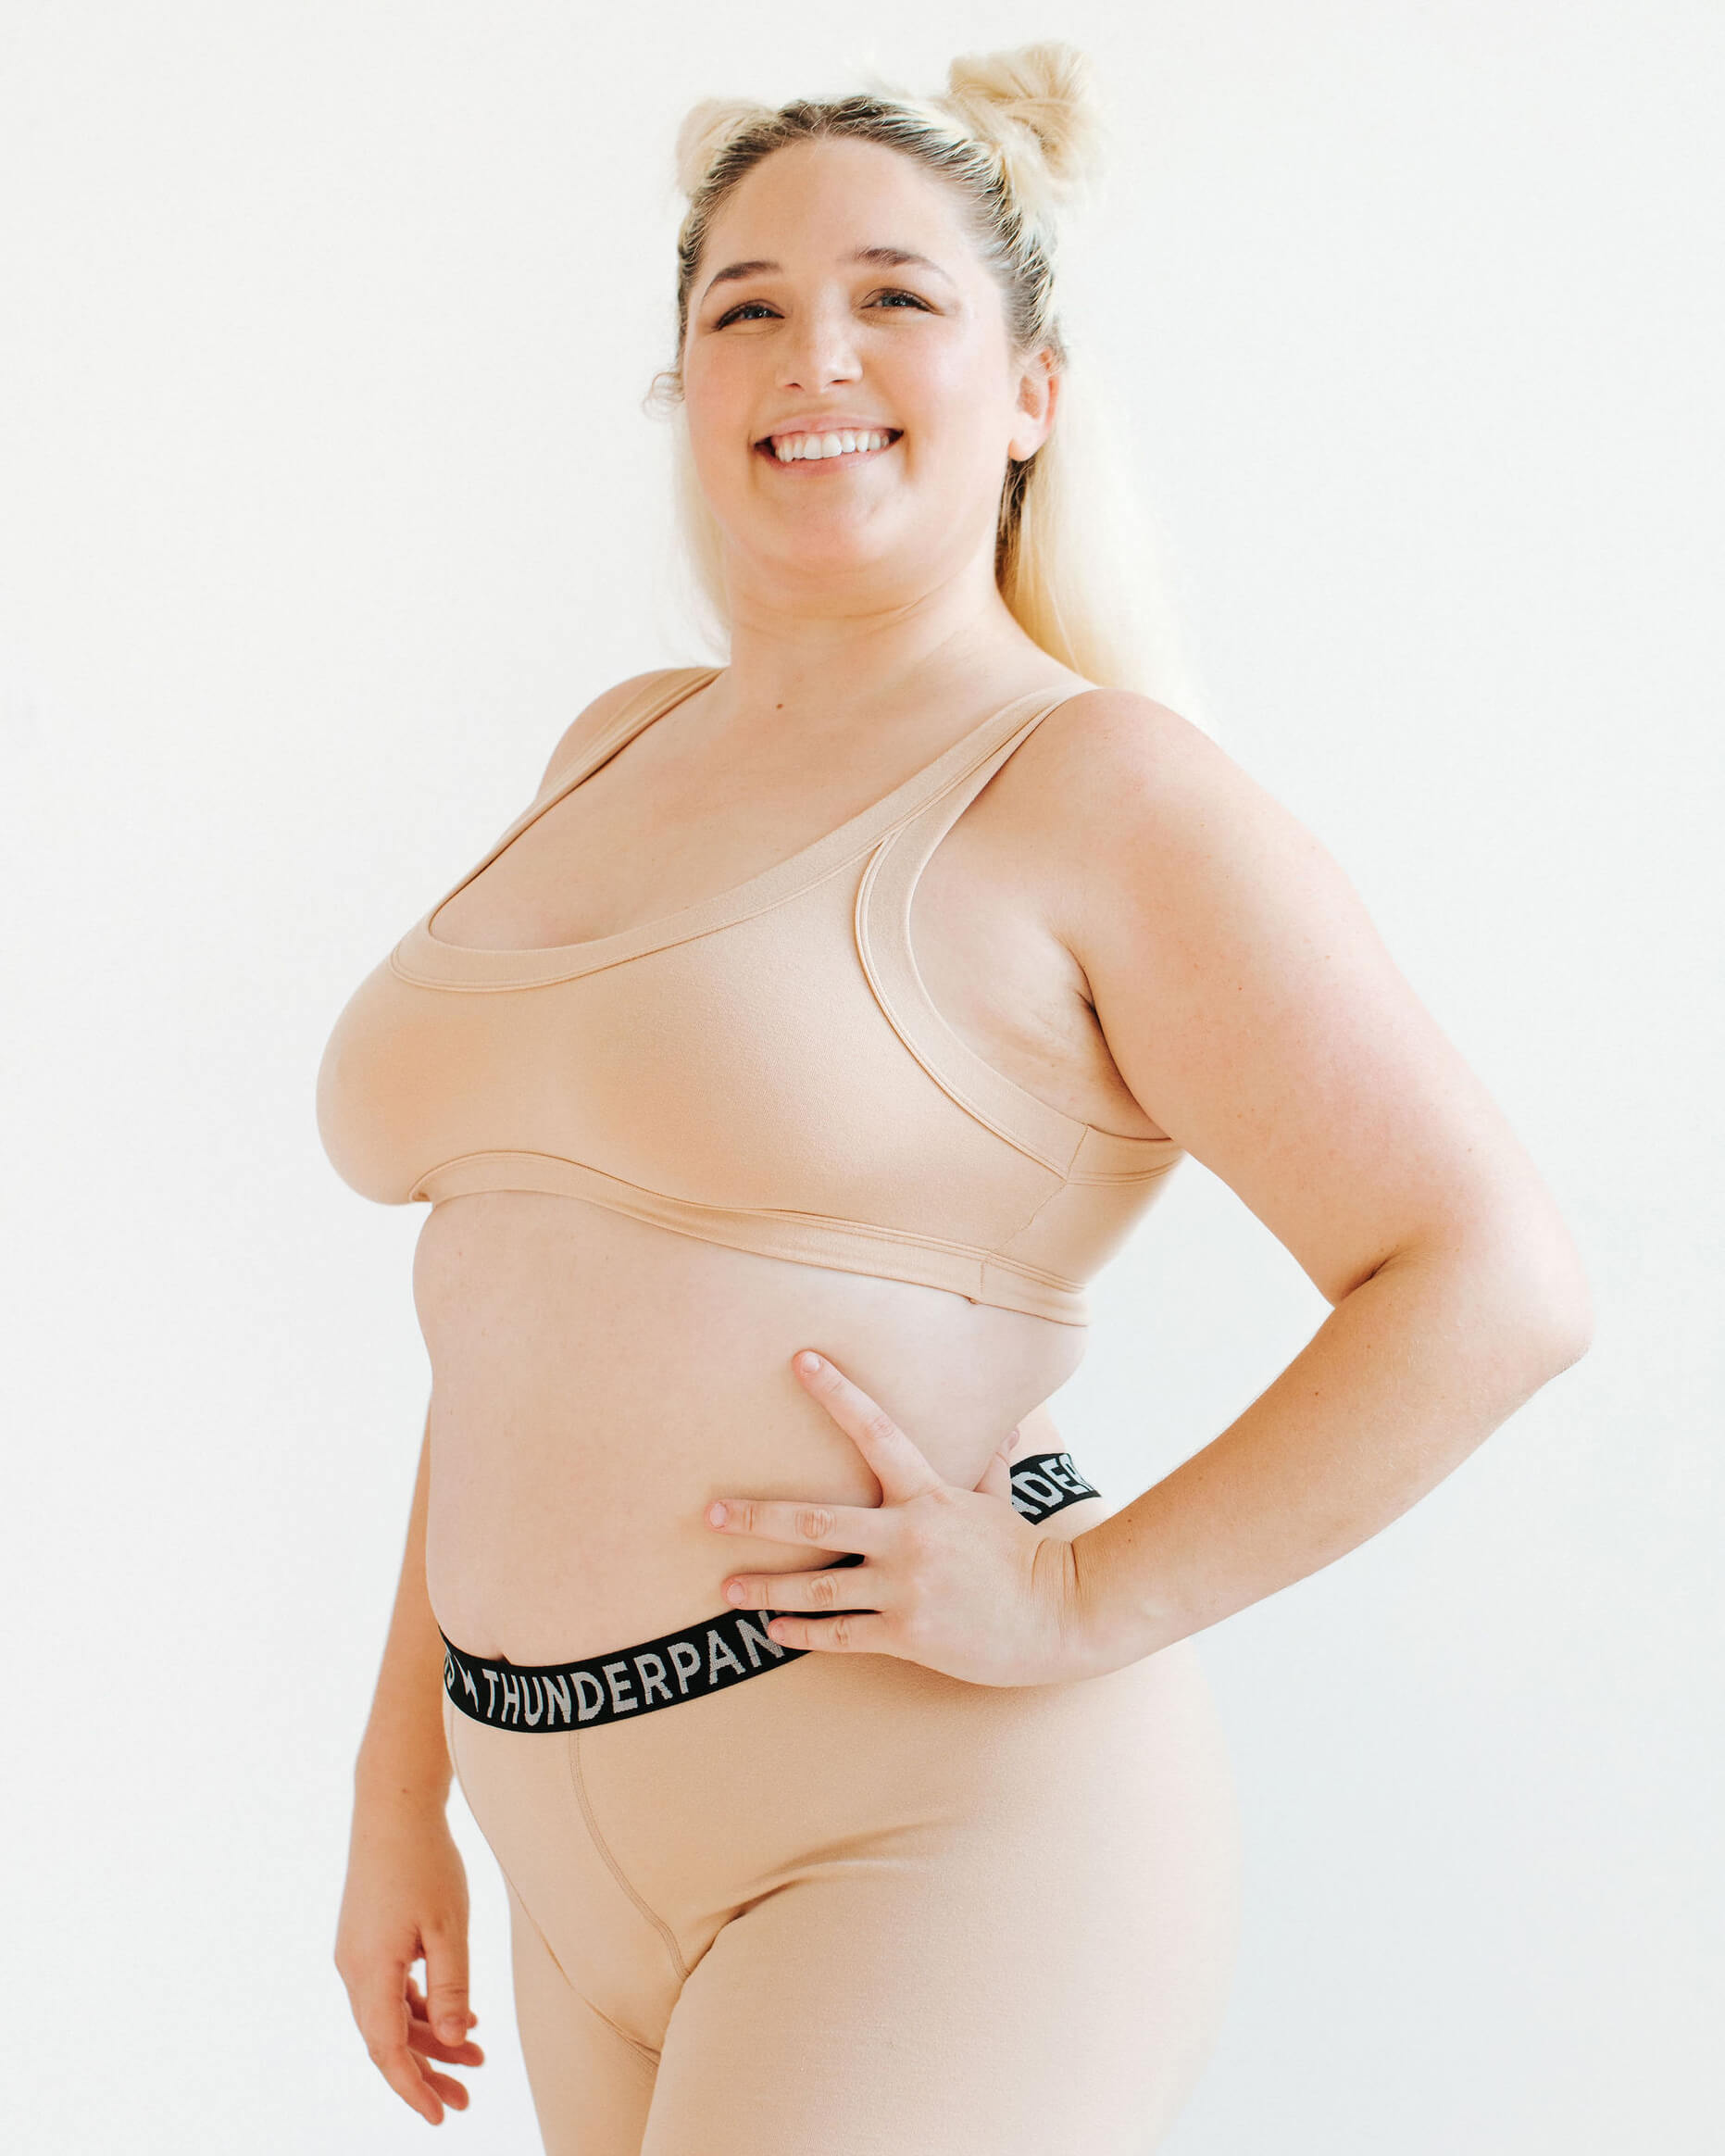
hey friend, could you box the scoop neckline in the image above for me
[420,667,723,960]
[402,667,1083,978]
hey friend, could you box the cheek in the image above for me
[682,358,752,454]
[895,415,999,499]
[900,365,1006,468]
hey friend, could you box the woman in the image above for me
[317,44,1591,2155]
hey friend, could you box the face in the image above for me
[681,135,1058,605]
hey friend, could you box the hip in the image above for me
[442,1624,1241,2009]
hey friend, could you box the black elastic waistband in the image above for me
[442,1448,1101,1732]
[1006,1448,1100,1526]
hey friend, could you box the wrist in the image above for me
[1069,1510,1183,1672]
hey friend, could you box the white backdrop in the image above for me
[3,5,1719,2151]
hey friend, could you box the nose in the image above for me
[777,299,863,394]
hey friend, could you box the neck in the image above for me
[707,545,1059,735]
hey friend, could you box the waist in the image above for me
[426,1414,1109,1666]
[414,1190,1092,1661]
[440,1448,1103,1732]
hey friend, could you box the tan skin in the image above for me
[334,135,1591,2123]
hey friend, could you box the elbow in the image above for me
[1549,1278,1595,1373]
[1496,1215,1595,1381]
[1537,1295,1593,1379]
[1389,1201,1594,1383]
[1552,1222,1595,1361]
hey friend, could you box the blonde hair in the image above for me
[643,42,1209,728]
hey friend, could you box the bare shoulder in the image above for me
[1022,686,1575,1315]
[532,666,698,793]
[1030,683,1269,840]
[1022,683,1344,959]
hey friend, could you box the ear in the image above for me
[1007,348,1060,460]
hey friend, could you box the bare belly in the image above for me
[415,1190,1099,1664]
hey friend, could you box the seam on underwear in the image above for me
[987,1164,1076,1276]
[852,839,1085,1181]
[583,1997,662,2076]
[1064,1150,1185,1186]
[575,834,880,971]
[444,1711,612,2025]
[567,1732,691,1986]
[411,1149,1088,1300]
[503,1852,662,2075]
[389,821,880,993]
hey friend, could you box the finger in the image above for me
[418,2061,477,2113]
[791,1351,944,1500]
[421,1917,474,2049]
[407,1974,481,2035]
[346,1957,444,2121]
[406,2016,488,2065]
[722,1563,884,1615]
[763,1605,894,1655]
[355,1987,445,2124]
[705,1494,885,1555]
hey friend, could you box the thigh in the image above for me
[506,1874,659,2156]
[635,1642,1243,2156]
[443,1692,677,2154]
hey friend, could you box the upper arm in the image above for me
[1049,692,1588,1322]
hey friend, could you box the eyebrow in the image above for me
[701,245,956,301]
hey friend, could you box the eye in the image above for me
[713,288,933,328]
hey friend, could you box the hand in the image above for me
[702,1349,1094,1688]
[334,1797,485,2125]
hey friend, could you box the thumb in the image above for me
[975,1428,1019,1505]
[422,1919,472,2046]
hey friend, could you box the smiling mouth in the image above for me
[754,429,904,466]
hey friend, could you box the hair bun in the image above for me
[939,42,1106,222]
[671,96,774,201]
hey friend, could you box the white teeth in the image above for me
[769,429,893,462]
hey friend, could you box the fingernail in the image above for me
[795,1351,822,1374]
[706,1502,727,1526]
[440,2016,464,2041]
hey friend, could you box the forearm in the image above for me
[1073,1232,1591,1665]
[353,1401,452,1816]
